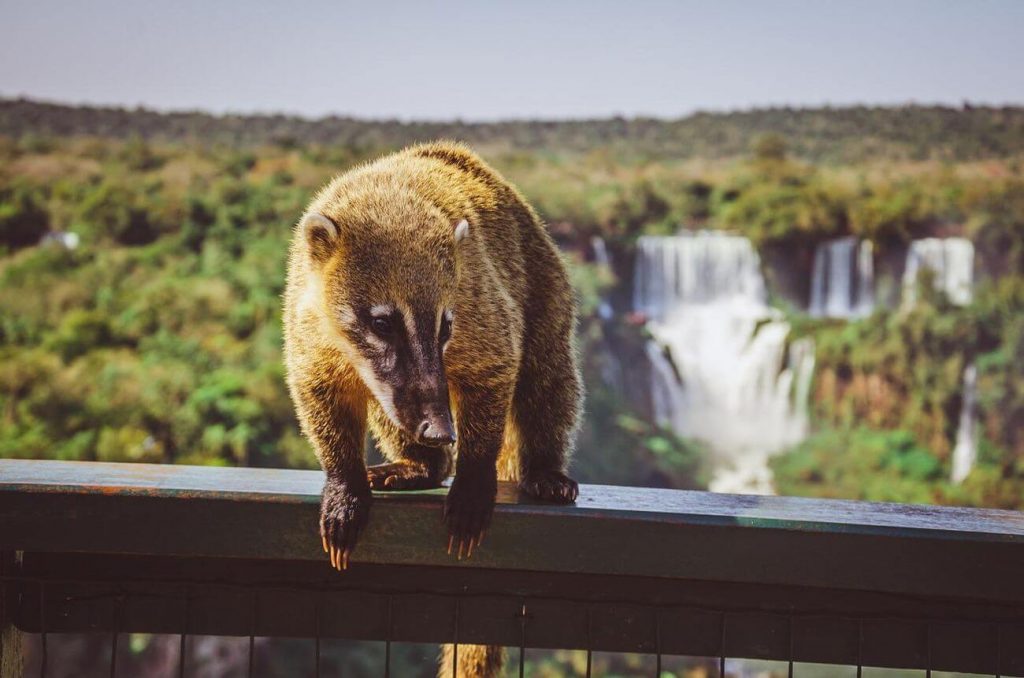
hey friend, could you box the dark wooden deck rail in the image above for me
[1,459,1023,675]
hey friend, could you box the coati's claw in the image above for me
[444,473,496,559]
[520,470,579,504]
[320,478,371,572]
[367,461,443,491]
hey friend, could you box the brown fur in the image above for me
[439,644,508,678]
[283,142,582,677]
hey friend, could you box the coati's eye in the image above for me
[366,304,398,339]
[439,311,453,345]
[370,315,395,337]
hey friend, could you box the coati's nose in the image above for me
[416,411,456,446]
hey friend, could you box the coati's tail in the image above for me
[439,643,506,678]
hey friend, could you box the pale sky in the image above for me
[2,0,1022,121]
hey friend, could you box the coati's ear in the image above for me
[301,212,338,263]
[454,219,470,243]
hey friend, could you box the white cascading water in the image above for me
[902,237,974,306]
[808,237,875,318]
[590,236,625,392]
[901,238,977,481]
[951,363,979,484]
[634,232,815,494]
[591,235,611,268]
[591,236,614,321]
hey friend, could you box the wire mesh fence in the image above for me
[5,563,1023,677]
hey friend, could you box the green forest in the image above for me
[1,97,1022,512]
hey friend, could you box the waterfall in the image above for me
[900,238,977,482]
[902,238,974,306]
[634,233,766,316]
[951,363,979,484]
[634,232,814,494]
[591,236,612,268]
[591,236,614,321]
[645,341,684,431]
[808,237,875,318]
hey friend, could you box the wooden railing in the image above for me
[0,459,1023,676]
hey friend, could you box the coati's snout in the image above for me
[362,304,457,446]
[332,296,457,446]
[414,403,456,447]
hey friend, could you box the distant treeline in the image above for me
[2,97,1024,163]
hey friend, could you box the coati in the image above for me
[283,142,581,673]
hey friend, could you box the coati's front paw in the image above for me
[320,478,371,571]
[520,469,579,504]
[443,471,497,559]
[367,461,444,490]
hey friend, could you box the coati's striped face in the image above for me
[302,212,468,446]
[340,299,456,446]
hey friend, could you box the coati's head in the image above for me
[300,209,470,447]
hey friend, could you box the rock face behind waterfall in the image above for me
[634,232,814,494]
